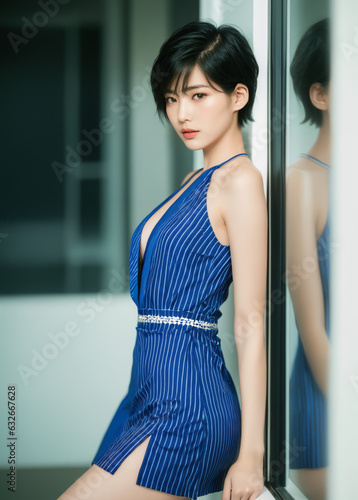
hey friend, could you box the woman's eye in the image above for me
[193,93,206,100]
[165,96,176,104]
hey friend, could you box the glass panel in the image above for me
[285,1,331,499]
[0,1,125,295]
[79,179,102,239]
[0,0,201,296]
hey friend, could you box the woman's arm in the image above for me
[286,167,330,395]
[222,164,267,457]
[220,163,267,500]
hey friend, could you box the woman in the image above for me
[287,18,330,500]
[58,21,267,500]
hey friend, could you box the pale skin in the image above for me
[286,82,330,500]
[58,65,267,500]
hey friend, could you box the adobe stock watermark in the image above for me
[285,237,339,293]
[219,301,269,354]
[213,0,244,15]
[7,0,71,55]
[60,467,111,500]
[270,439,306,478]
[340,26,358,63]
[251,108,297,157]
[51,118,115,183]
[17,267,129,386]
[219,233,337,351]
[51,65,167,183]
[205,106,297,201]
[0,233,9,244]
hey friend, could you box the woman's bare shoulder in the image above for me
[213,157,264,194]
[286,157,321,196]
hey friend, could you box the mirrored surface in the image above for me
[285,1,331,499]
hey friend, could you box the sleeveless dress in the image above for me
[91,153,246,499]
[289,154,331,469]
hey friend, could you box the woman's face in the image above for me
[164,65,239,152]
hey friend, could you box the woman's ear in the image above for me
[232,83,249,112]
[309,82,329,111]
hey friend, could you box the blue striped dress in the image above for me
[91,154,244,498]
[289,154,331,469]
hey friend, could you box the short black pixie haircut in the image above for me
[290,18,330,127]
[150,21,259,127]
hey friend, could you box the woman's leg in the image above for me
[57,436,191,500]
[290,467,327,500]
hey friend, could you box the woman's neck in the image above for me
[202,126,246,170]
[308,112,331,165]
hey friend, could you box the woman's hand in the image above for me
[222,454,264,500]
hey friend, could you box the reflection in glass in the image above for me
[286,18,330,500]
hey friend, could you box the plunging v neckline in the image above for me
[137,152,248,302]
[138,169,202,268]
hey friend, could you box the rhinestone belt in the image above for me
[137,313,218,331]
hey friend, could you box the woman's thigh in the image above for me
[57,435,191,500]
[290,467,327,500]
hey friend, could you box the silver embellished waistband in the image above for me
[137,313,218,330]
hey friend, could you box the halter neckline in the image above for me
[200,153,248,173]
[300,154,331,169]
[137,152,248,303]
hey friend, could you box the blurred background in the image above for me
[1,0,357,499]
[0,0,201,296]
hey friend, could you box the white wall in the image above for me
[129,0,172,230]
[0,292,137,468]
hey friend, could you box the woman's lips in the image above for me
[182,130,199,139]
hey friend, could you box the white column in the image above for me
[328,0,358,498]
[102,0,127,288]
[199,0,267,193]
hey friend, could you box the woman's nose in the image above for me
[177,97,191,122]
